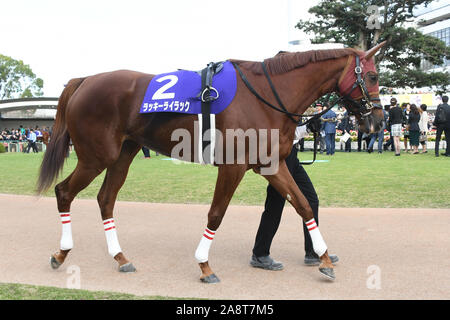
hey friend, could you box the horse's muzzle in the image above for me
[367,109,384,134]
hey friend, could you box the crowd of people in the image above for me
[2,97,450,158]
[0,125,51,153]
[296,95,450,157]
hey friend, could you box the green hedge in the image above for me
[0,144,6,153]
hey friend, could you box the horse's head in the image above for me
[337,42,386,134]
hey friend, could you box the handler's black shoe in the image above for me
[304,254,339,266]
[250,254,284,271]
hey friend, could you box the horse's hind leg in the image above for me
[51,162,105,269]
[96,140,140,272]
[261,161,335,280]
[195,164,247,283]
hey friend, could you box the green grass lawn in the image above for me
[0,282,194,300]
[1,149,449,208]
[0,149,449,299]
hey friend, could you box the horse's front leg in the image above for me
[261,161,335,280]
[195,164,247,283]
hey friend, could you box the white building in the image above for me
[416,1,450,73]
[0,98,58,130]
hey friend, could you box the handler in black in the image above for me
[250,124,339,270]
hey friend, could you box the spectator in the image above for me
[389,98,403,156]
[142,146,151,159]
[19,125,25,136]
[321,106,337,155]
[26,128,38,153]
[418,104,429,153]
[69,138,74,153]
[35,126,43,142]
[338,111,353,152]
[402,103,411,153]
[368,106,388,154]
[408,104,421,154]
[1,128,21,141]
[315,103,326,154]
[433,96,450,157]
[295,123,308,153]
[383,105,395,152]
[297,137,305,152]
[356,121,370,152]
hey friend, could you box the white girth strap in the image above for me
[197,114,216,164]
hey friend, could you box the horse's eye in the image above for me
[365,72,378,84]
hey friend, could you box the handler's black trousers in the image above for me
[252,146,319,258]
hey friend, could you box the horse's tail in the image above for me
[36,77,86,195]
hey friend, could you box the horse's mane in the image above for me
[230,48,359,75]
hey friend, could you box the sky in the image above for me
[0,0,317,97]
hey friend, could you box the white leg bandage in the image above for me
[306,218,327,257]
[60,212,73,250]
[195,228,216,263]
[103,218,122,257]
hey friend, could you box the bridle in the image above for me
[232,54,382,125]
[338,55,383,119]
[231,54,383,165]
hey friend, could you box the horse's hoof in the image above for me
[200,274,220,284]
[50,256,61,269]
[319,267,335,281]
[119,262,136,273]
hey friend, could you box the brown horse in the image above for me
[37,42,386,283]
[42,129,50,146]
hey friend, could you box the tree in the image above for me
[296,0,450,93]
[0,54,44,99]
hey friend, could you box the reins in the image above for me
[232,61,304,123]
[232,61,341,125]
[231,55,381,165]
[233,61,335,165]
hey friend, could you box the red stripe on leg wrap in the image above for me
[306,221,316,227]
[62,220,71,224]
[205,229,215,236]
[104,226,116,231]
[308,226,318,231]
[203,234,213,240]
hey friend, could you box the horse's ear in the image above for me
[364,41,387,60]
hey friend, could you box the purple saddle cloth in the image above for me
[139,60,237,115]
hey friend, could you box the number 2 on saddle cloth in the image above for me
[139,60,237,164]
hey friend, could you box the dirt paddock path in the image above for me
[0,194,449,300]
